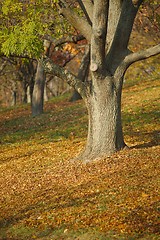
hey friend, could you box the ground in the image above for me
[0,61,160,239]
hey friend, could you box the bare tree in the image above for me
[43,0,160,161]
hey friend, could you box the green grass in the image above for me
[0,70,160,239]
[0,98,87,145]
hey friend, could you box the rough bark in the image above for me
[106,0,143,74]
[80,74,125,161]
[109,0,143,54]
[44,35,85,48]
[124,44,160,66]
[114,44,160,79]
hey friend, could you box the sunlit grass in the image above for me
[0,68,159,239]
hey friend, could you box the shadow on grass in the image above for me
[0,102,87,146]
[129,130,160,149]
[123,201,160,235]
[0,180,160,239]
[0,185,100,239]
[123,106,160,149]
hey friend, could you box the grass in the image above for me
[0,68,160,239]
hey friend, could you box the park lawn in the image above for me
[0,70,159,239]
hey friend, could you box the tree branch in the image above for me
[43,34,85,48]
[77,0,93,25]
[114,44,160,80]
[90,0,109,72]
[77,45,90,81]
[124,44,160,66]
[108,0,143,57]
[42,57,87,97]
[0,53,36,61]
[107,0,122,48]
[58,2,92,42]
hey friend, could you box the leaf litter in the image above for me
[0,78,160,239]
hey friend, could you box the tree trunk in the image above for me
[11,91,17,106]
[29,76,34,104]
[80,75,126,161]
[22,82,28,104]
[32,60,46,116]
[11,81,17,106]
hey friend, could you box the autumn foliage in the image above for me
[0,63,160,239]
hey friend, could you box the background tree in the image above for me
[0,0,69,107]
[0,0,47,107]
[43,0,160,161]
[0,56,36,106]
[0,0,86,111]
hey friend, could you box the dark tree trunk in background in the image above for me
[29,76,35,104]
[11,81,17,106]
[22,81,28,104]
[31,40,50,116]
[32,60,46,116]
[11,91,17,106]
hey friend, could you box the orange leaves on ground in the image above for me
[0,77,160,238]
[0,141,159,238]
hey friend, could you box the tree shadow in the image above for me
[0,179,101,236]
[130,130,160,149]
[1,175,159,239]
[122,201,160,236]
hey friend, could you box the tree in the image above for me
[31,39,49,117]
[0,56,36,106]
[0,0,82,113]
[0,0,49,108]
[43,0,160,161]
